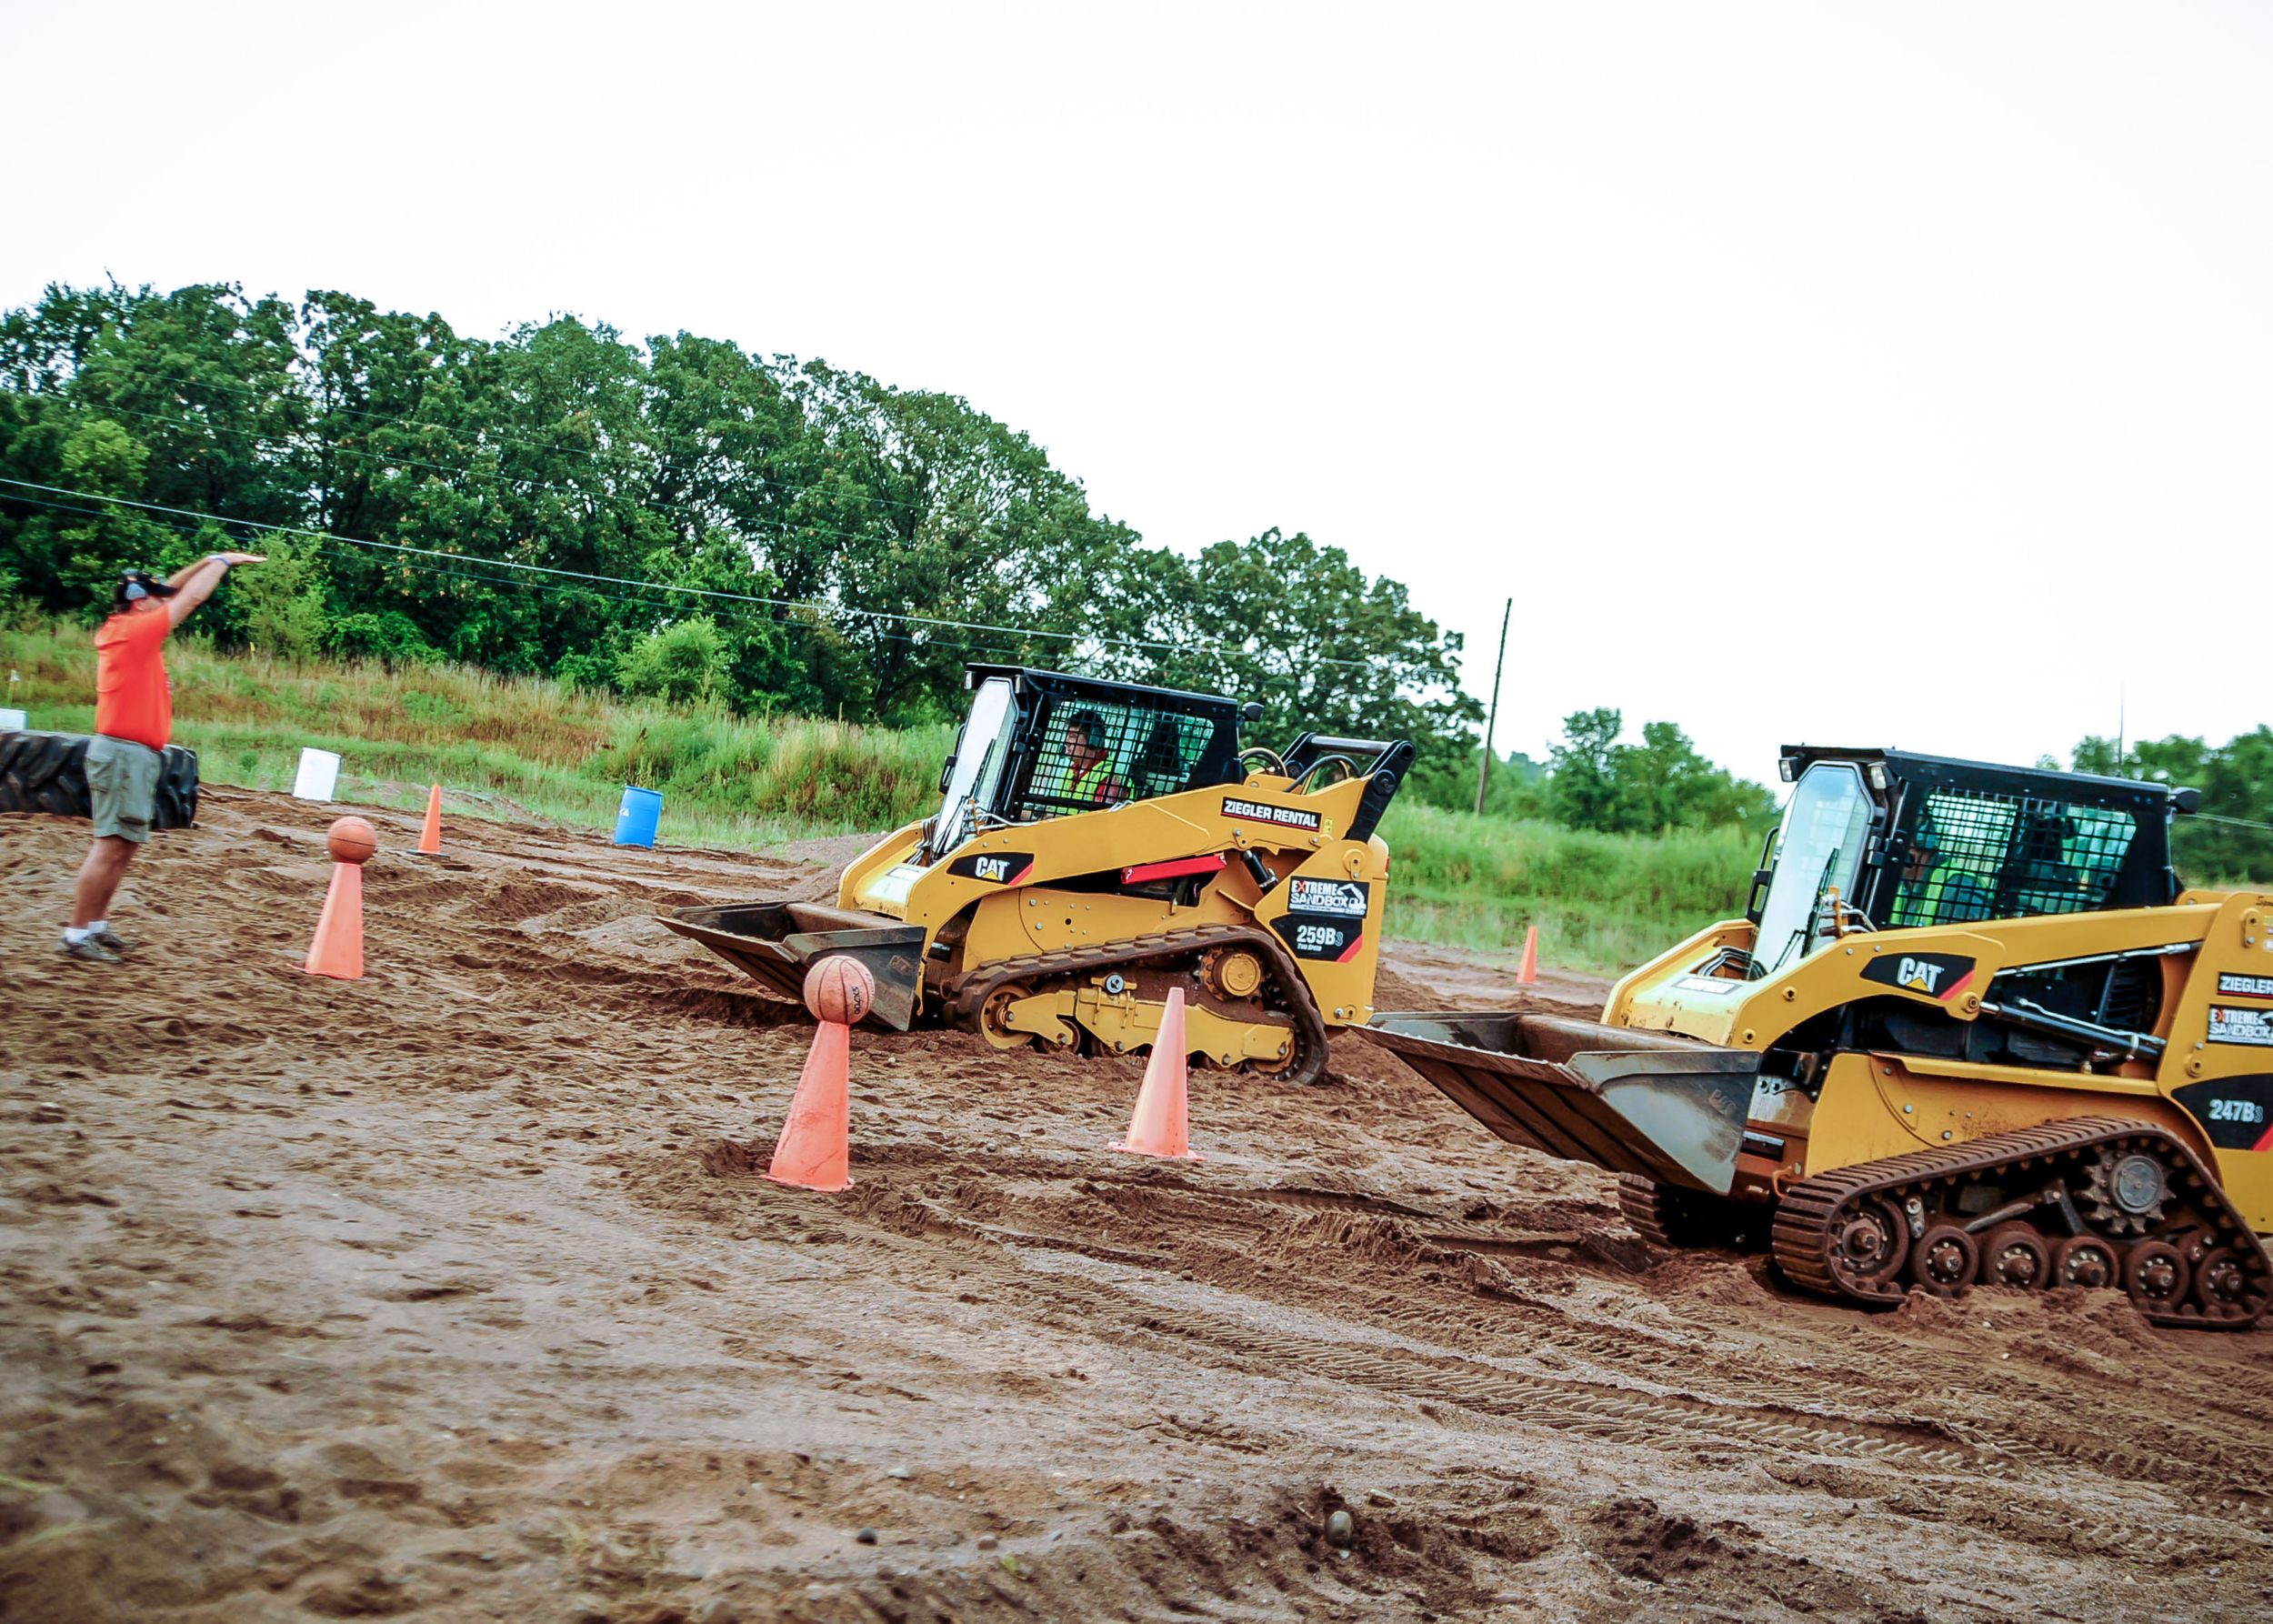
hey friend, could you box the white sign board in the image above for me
[292,747,342,802]
[0,708,25,731]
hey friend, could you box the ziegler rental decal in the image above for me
[2218,972,2273,1000]
[1222,796,1323,832]
[2208,1005,2273,1048]
[1286,877,1370,919]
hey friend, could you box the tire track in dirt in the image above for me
[648,1094,2273,1522]
[950,1191,2273,1555]
[672,1146,2273,1579]
[834,1147,2273,1519]
[676,1149,2218,1497]
[1144,1157,2273,1516]
[11,792,2273,1622]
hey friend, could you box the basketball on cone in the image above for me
[804,957,875,1025]
[327,816,378,865]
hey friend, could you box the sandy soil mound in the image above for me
[3,790,2270,1622]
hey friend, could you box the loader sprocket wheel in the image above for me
[2079,1145,2172,1236]
[942,923,1333,1088]
[1201,947,1265,1000]
[1769,1118,2271,1328]
[976,983,1042,1051]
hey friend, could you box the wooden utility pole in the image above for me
[1475,596,1512,817]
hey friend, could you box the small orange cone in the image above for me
[416,784,443,855]
[1111,987,1203,1160]
[1516,924,1539,986]
[767,1021,854,1191]
[303,864,365,979]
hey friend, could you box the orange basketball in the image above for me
[804,957,875,1025]
[326,815,379,865]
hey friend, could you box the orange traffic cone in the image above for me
[766,1021,854,1191]
[1516,924,1539,986]
[304,817,375,980]
[416,784,443,855]
[1111,987,1203,1160]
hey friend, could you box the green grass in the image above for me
[1378,801,1758,974]
[2,619,1756,971]
[0,619,948,846]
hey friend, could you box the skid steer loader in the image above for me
[1360,747,2273,1328]
[665,665,1413,1087]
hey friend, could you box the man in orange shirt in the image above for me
[62,552,265,964]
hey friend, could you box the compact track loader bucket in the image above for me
[1360,1013,1760,1195]
[661,903,926,1030]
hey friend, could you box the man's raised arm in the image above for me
[163,552,265,627]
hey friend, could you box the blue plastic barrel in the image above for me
[613,786,663,847]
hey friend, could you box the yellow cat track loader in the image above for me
[665,665,1413,1088]
[1362,747,2273,1328]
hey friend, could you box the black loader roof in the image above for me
[1777,746,2201,816]
[965,664,1241,722]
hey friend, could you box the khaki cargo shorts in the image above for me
[88,735,162,844]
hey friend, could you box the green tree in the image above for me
[1620,721,1777,830]
[328,609,439,667]
[0,278,1504,754]
[1119,527,1482,769]
[1549,708,1628,831]
[1405,745,1547,817]
[233,536,330,660]
[2071,728,2272,884]
[617,616,728,705]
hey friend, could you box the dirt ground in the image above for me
[4,790,2270,1623]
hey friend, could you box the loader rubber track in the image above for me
[942,924,1334,1088]
[1771,1115,2273,1328]
[1618,1173,1767,1252]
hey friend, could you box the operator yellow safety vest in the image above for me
[1072,757,1115,805]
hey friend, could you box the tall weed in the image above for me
[3,619,1760,969]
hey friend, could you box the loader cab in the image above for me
[925,667,1246,859]
[1745,747,2193,979]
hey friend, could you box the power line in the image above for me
[0,483,1070,668]
[0,488,1045,667]
[23,366,1441,676]
[0,476,1386,670]
[2193,810,2273,835]
[34,392,965,560]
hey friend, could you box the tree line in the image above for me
[0,281,1479,760]
[0,279,1796,834]
[2064,729,2273,883]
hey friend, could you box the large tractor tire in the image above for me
[0,730,200,830]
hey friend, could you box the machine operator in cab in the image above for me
[1062,708,1130,808]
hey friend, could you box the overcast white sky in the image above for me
[6,2,2267,779]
